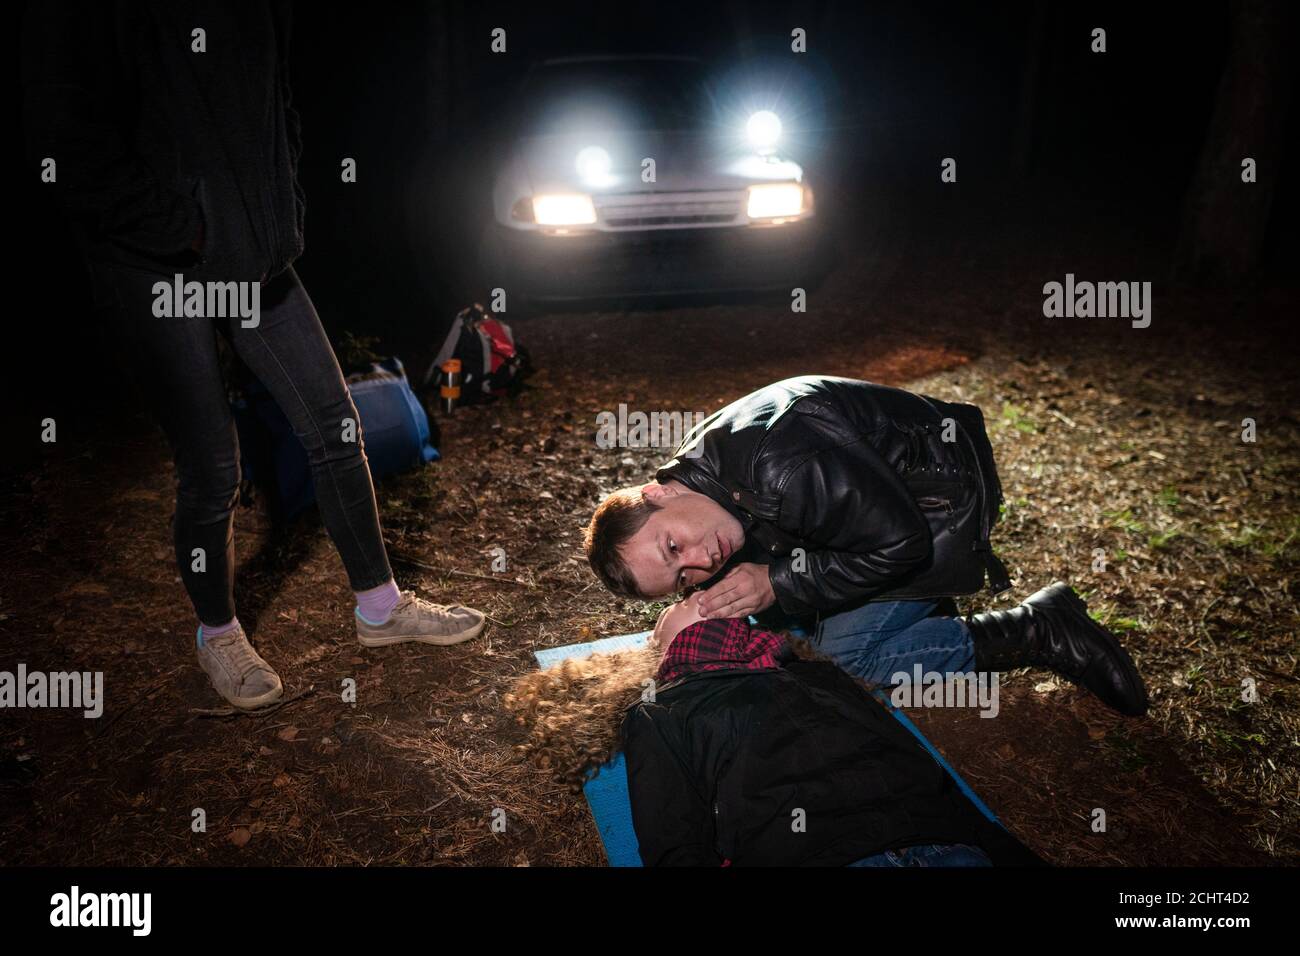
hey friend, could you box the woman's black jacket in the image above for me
[622,659,1045,867]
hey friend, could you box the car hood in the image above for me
[514,130,803,195]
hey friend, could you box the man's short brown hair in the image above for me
[583,486,662,598]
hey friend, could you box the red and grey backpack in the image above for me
[422,304,532,404]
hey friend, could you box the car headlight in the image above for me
[575,146,613,187]
[531,193,597,226]
[746,183,804,220]
[746,110,782,151]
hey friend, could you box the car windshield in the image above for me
[519,60,715,135]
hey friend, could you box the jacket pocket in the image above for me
[712,794,733,862]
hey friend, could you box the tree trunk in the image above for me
[1174,0,1294,285]
[1010,3,1050,177]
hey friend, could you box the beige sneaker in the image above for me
[355,590,486,647]
[196,624,284,710]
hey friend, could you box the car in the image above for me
[479,54,821,305]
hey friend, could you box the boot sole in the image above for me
[356,618,486,648]
[197,647,285,711]
[1043,584,1149,715]
[203,675,284,711]
[224,684,285,711]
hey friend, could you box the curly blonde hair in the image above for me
[503,646,659,791]
[503,634,843,791]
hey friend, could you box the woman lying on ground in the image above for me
[506,592,1045,867]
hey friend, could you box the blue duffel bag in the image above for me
[232,356,439,520]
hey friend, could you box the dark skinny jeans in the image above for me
[91,261,393,625]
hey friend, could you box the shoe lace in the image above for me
[213,632,269,681]
[400,592,455,618]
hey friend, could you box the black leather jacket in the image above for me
[657,376,1011,615]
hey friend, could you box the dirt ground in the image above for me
[1,229,1296,866]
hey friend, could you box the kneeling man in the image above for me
[584,375,1147,716]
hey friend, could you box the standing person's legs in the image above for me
[226,268,392,594]
[90,260,281,708]
[227,267,484,646]
[91,261,242,625]
[814,599,975,687]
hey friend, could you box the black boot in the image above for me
[966,582,1149,716]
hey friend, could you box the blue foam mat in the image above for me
[535,631,650,867]
[535,629,1000,867]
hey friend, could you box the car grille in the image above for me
[499,222,819,299]
[595,190,745,230]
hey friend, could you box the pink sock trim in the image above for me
[200,617,240,639]
[355,578,400,626]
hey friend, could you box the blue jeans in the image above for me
[813,599,976,687]
[849,843,992,867]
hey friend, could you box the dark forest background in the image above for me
[6,0,1296,472]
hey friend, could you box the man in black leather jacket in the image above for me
[584,376,1149,716]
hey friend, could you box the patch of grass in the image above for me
[1108,616,1147,633]
[1103,507,1147,535]
[1210,517,1298,562]
[1210,728,1267,754]
[1215,684,1259,713]
[1088,603,1149,633]
[999,496,1031,519]
[1156,486,1181,510]
[1258,519,1299,559]
[1102,731,1152,773]
[1219,523,1263,551]
[997,402,1038,434]
[1148,529,1183,550]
